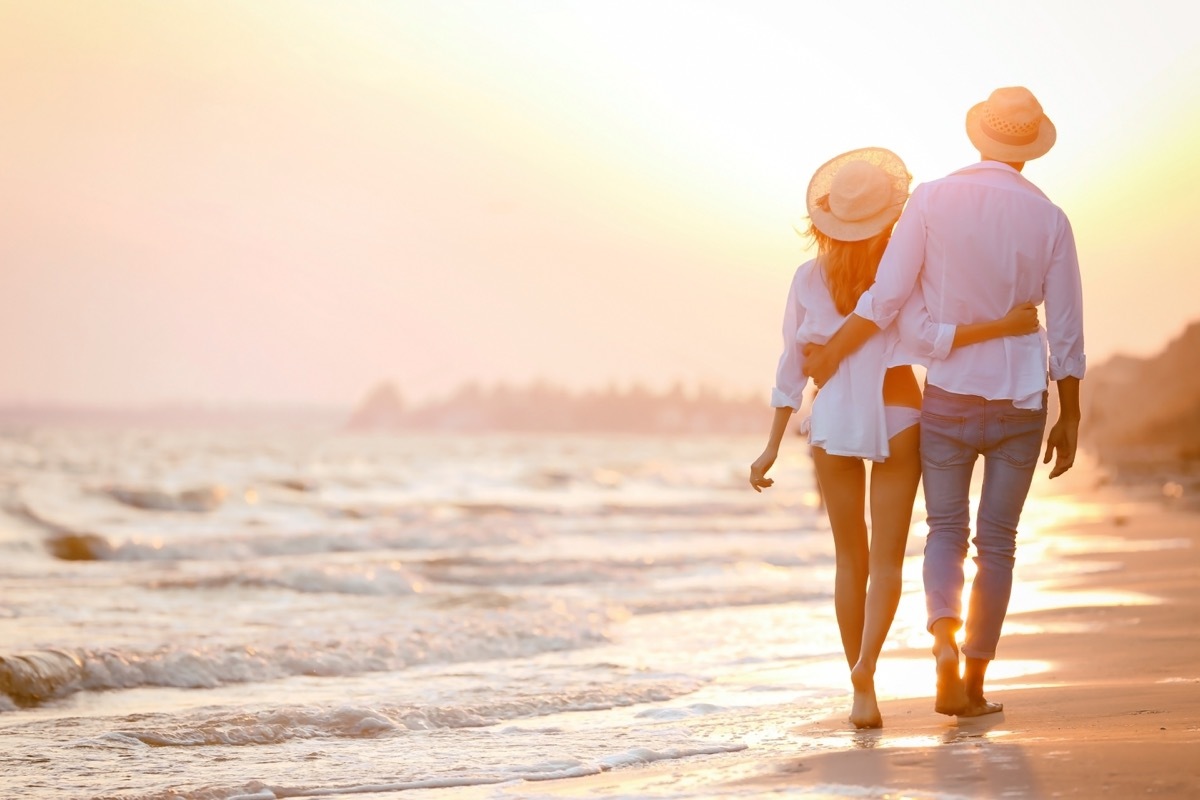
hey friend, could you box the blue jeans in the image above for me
[920,383,1047,660]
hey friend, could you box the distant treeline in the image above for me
[346,381,776,435]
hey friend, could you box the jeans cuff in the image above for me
[961,644,996,661]
[926,610,960,633]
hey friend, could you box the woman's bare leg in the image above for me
[811,447,869,670]
[849,424,922,728]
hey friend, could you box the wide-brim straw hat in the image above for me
[966,86,1056,162]
[806,147,910,242]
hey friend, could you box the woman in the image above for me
[749,148,1037,729]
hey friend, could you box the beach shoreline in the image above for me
[449,481,1200,799]
[5,433,1197,800]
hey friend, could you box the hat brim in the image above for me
[806,147,910,242]
[965,102,1056,162]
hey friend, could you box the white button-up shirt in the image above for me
[772,258,925,461]
[855,161,1086,409]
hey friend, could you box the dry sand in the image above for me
[462,484,1200,799]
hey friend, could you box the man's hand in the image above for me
[1043,416,1079,478]
[802,314,879,388]
[802,343,836,388]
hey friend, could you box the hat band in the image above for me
[981,117,1039,146]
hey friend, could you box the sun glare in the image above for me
[2,1,1199,404]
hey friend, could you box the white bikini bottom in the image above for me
[884,405,921,439]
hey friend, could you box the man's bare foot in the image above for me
[957,697,1003,717]
[849,664,882,729]
[959,657,999,717]
[933,642,968,716]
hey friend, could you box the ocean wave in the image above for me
[627,585,830,615]
[5,501,115,561]
[91,679,706,747]
[150,561,426,595]
[141,556,828,607]
[87,740,745,799]
[19,509,527,563]
[45,530,118,561]
[0,649,84,705]
[417,555,660,588]
[102,484,228,513]
[0,607,611,708]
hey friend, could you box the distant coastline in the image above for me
[0,381,776,436]
[345,381,771,436]
[0,402,347,431]
[6,317,1195,454]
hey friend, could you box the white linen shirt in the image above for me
[772,258,924,461]
[855,161,1086,409]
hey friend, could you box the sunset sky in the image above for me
[2,1,1198,408]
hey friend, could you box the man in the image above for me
[803,86,1085,717]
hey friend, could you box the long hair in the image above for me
[803,220,895,316]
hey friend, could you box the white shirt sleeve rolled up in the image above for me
[770,264,808,410]
[898,282,956,361]
[1044,215,1086,380]
[852,185,928,329]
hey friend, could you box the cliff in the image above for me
[1082,321,1200,479]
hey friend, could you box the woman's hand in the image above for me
[1000,302,1040,336]
[750,450,777,492]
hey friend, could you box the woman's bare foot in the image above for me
[849,663,882,729]
[933,642,968,716]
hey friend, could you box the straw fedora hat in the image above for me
[806,147,910,242]
[966,86,1056,162]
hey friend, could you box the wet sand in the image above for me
[464,487,1200,799]
[739,495,1200,798]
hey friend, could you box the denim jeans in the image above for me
[920,383,1047,660]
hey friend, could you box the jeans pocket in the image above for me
[920,411,969,467]
[997,412,1047,468]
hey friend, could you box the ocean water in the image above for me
[0,428,1125,799]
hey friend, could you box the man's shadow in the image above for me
[775,711,1043,797]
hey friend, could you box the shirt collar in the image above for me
[945,160,1049,201]
[948,160,1023,177]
